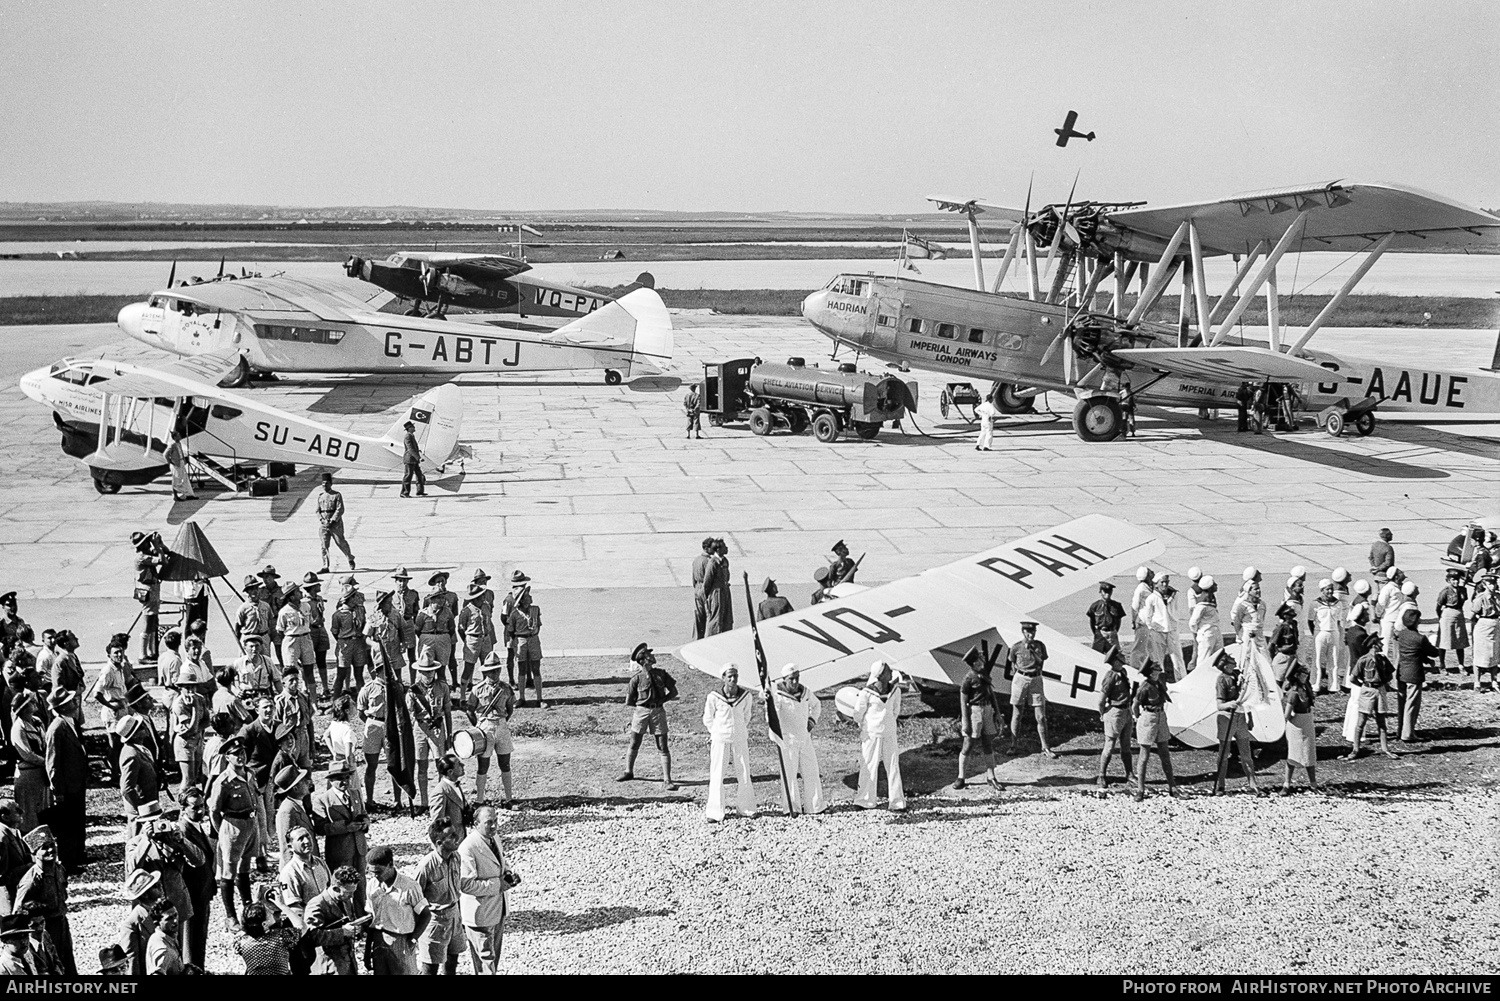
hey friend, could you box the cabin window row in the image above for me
[254,324,347,344]
[905,318,987,343]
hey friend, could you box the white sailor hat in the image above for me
[1331,567,1350,583]
[1188,567,1203,582]
[1290,566,1307,580]
[1136,566,1151,581]
[1318,578,1333,590]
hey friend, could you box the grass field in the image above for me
[3,291,1495,326]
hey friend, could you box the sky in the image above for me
[2,0,1498,214]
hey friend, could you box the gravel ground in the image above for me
[49,656,1500,974]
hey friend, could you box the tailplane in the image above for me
[384,383,465,468]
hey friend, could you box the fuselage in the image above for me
[801,273,1500,416]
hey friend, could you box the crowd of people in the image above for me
[0,513,1485,974]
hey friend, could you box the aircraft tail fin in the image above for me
[385,383,465,468]
[620,287,673,374]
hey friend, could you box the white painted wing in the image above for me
[926,196,1028,222]
[84,355,245,399]
[1112,346,1344,385]
[1104,180,1500,257]
[677,515,1164,694]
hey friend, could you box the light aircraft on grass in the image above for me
[679,515,1285,747]
[801,181,1500,441]
[116,270,673,387]
[19,353,468,495]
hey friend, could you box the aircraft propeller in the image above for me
[167,260,177,288]
[216,257,225,280]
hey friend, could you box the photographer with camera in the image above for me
[130,532,171,666]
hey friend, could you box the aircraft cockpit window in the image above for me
[823,276,841,292]
[877,314,895,327]
[936,323,957,340]
[147,297,161,308]
[968,328,986,344]
[847,279,869,297]
[906,318,924,334]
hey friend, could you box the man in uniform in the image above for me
[277,581,317,700]
[770,663,823,814]
[690,539,717,641]
[273,669,314,768]
[316,473,356,574]
[1095,645,1134,793]
[209,737,258,929]
[131,531,169,665]
[367,843,429,975]
[393,567,421,675]
[401,420,426,497]
[507,586,545,708]
[683,384,703,440]
[498,571,529,688]
[810,566,835,605]
[701,665,755,823]
[235,635,276,703]
[828,539,858,586]
[415,817,464,975]
[419,572,460,687]
[233,577,273,660]
[1086,582,1126,653]
[465,654,516,806]
[409,654,453,813]
[619,643,678,791]
[757,578,794,620]
[355,658,396,810]
[1008,621,1058,758]
[853,661,904,811]
[329,584,370,701]
[956,646,1002,790]
[455,582,494,701]
[1212,650,1265,795]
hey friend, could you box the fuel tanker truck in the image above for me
[698,356,917,442]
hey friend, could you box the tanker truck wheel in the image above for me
[604,370,622,386]
[994,382,1036,414]
[785,409,809,435]
[1072,396,1124,443]
[853,421,880,440]
[748,408,774,436]
[812,413,841,443]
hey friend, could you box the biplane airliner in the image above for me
[801,181,1500,441]
[679,515,1285,748]
[116,271,672,387]
[19,354,467,495]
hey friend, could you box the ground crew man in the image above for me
[1096,645,1134,793]
[853,661,904,811]
[1008,622,1058,758]
[619,644,678,791]
[401,420,426,498]
[702,665,755,822]
[1086,582,1125,653]
[757,579,793,620]
[1234,381,1253,432]
[316,474,355,574]
[684,385,703,439]
[690,539,717,641]
[956,647,1001,790]
[770,663,823,814]
[465,653,516,806]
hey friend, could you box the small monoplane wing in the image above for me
[393,252,531,279]
[677,515,1163,695]
[1102,180,1500,258]
[1110,346,1345,385]
[85,355,245,399]
[927,196,1029,222]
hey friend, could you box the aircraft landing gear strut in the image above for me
[1072,395,1125,442]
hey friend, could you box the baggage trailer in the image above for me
[699,357,917,443]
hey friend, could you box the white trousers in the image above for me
[1194,625,1223,673]
[976,419,994,450]
[1146,628,1177,679]
[1313,630,1340,690]
[855,733,904,810]
[705,736,755,821]
[1128,622,1149,669]
[778,738,825,815]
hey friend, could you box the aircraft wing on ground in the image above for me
[927,196,1028,222]
[1111,346,1345,385]
[1102,180,1500,258]
[677,515,1163,701]
[84,355,244,399]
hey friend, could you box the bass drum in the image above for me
[833,686,863,722]
[452,725,489,759]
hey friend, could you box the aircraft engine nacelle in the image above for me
[747,360,917,422]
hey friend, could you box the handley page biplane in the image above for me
[801,181,1500,440]
[20,353,467,495]
[678,515,1285,747]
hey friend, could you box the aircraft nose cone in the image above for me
[18,367,45,404]
[117,301,146,342]
[801,290,827,322]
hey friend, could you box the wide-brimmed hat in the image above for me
[429,571,449,586]
[243,575,262,590]
[113,716,144,742]
[135,800,162,820]
[0,915,29,939]
[302,571,322,587]
[325,764,353,781]
[392,566,412,581]
[466,583,486,600]
[414,651,442,673]
[274,764,310,796]
[47,688,76,710]
[123,868,161,900]
[374,588,393,606]
[509,570,530,584]
[99,944,129,971]
[259,565,280,579]
[480,650,504,670]
[472,569,491,584]
[130,531,151,552]
[273,720,297,742]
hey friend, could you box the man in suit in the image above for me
[117,717,159,839]
[42,690,87,873]
[430,754,468,844]
[305,865,364,975]
[238,697,279,873]
[175,787,216,972]
[314,766,368,910]
[0,802,32,916]
[457,805,512,975]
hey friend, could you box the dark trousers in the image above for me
[46,793,87,871]
[142,612,160,662]
[185,888,213,969]
[1396,677,1423,740]
[402,461,426,495]
[46,915,75,976]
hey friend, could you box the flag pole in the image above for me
[744,572,796,814]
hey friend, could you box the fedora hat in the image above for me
[509,570,530,584]
[392,566,412,581]
[273,764,310,796]
[123,868,161,901]
[243,575,262,590]
[259,565,280,579]
[428,570,449,586]
[471,568,491,583]
[466,583,486,600]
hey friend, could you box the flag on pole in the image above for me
[383,656,417,802]
[743,573,783,747]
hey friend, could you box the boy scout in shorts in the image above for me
[1008,622,1059,758]
[956,646,1002,789]
[618,643,679,791]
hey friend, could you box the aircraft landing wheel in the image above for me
[939,391,951,418]
[785,409,809,435]
[92,476,120,495]
[853,421,881,440]
[1324,412,1345,437]
[748,407,774,436]
[812,413,841,443]
[1072,396,1124,443]
[1354,412,1376,436]
[218,356,251,389]
[604,370,622,386]
[994,382,1036,415]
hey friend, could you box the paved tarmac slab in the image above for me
[4,316,1500,661]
